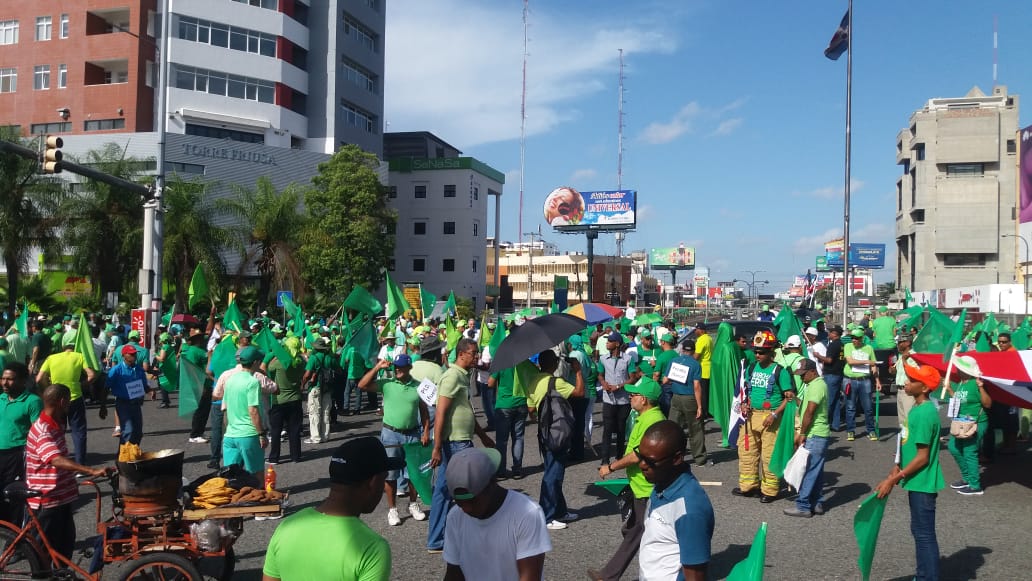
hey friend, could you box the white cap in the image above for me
[804,326,818,336]
[785,335,802,348]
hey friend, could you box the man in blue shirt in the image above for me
[662,344,707,466]
[637,421,714,581]
[107,345,148,445]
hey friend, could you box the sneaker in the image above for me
[408,503,427,521]
[846,432,855,441]
[559,512,579,522]
[387,508,402,526]
[545,520,568,530]
[956,486,984,496]
[303,438,322,444]
[254,513,283,521]
[813,504,825,515]
[868,433,879,441]
[157,402,170,409]
[782,507,812,518]
[427,548,443,554]
[950,480,968,489]
[188,436,209,444]
[206,460,220,469]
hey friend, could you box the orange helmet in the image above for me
[752,330,778,349]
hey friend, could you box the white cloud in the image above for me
[639,98,747,144]
[636,204,655,223]
[385,1,677,148]
[794,179,866,199]
[570,168,598,183]
[709,117,743,137]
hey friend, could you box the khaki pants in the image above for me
[897,390,916,427]
[307,388,332,442]
[669,394,707,464]
[737,410,781,497]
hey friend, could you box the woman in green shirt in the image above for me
[945,356,991,495]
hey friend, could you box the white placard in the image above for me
[125,379,146,400]
[667,362,690,384]
[417,378,438,407]
[947,394,961,418]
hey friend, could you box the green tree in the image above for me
[876,282,896,302]
[61,143,149,298]
[162,174,232,310]
[218,176,308,310]
[0,127,65,314]
[300,145,396,299]
[0,275,65,314]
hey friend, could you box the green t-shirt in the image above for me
[799,377,829,438]
[438,366,474,442]
[410,360,444,387]
[113,342,148,367]
[40,350,87,400]
[570,349,597,390]
[306,351,334,386]
[746,361,793,409]
[776,352,805,390]
[268,357,303,405]
[0,390,43,449]
[655,349,678,380]
[626,406,665,499]
[345,348,367,380]
[375,377,422,431]
[951,379,986,422]
[694,332,713,379]
[871,315,897,350]
[900,400,945,493]
[635,345,660,377]
[263,507,391,581]
[31,332,52,360]
[491,368,527,410]
[843,343,877,379]
[526,372,575,410]
[223,371,261,438]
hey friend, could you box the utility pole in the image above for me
[524,228,542,308]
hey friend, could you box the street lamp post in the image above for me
[1002,233,1030,317]
[740,270,769,310]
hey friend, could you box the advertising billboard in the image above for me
[825,240,886,269]
[824,238,844,266]
[1020,125,1032,246]
[650,245,695,270]
[544,187,636,232]
[815,256,829,271]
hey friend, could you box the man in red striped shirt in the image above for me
[26,384,110,559]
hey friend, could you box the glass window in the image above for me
[256,84,274,104]
[946,163,983,177]
[413,258,426,272]
[0,21,18,45]
[414,185,426,198]
[36,16,51,41]
[414,222,426,235]
[84,118,126,131]
[208,72,226,96]
[33,65,50,90]
[210,23,228,47]
[0,68,16,93]
[473,222,479,237]
[178,17,197,41]
[57,64,66,88]
[174,66,194,90]
[443,222,456,235]
[259,36,276,57]
[444,185,456,198]
[443,259,455,272]
[227,75,245,98]
[229,29,247,51]
[59,14,68,38]
[387,186,397,199]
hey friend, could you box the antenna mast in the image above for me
[993,14,998,86]
[615,49,626,258]
[518,0,528,244]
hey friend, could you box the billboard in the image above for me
[825,240,886,269]
[824,238,844,266]
[544,187,636,232]
[1020,125,1032,224]
[650,245,695,270]
[815,256,830,271]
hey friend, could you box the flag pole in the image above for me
[841,0,853,329]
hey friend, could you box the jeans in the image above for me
[494,406,527,472]
[114,399,144,445]
[825,374,845,430]
[478,382,496,430]
[66,398,87,465]
[209,403,224,464]
[380,427,420,489]
[569,397,589,461]
[539,444,569,522]
[795,435,829,512]
[268,400,303,463]
[340,379,360,413]
[427,440,473,550]
[600,403,631,463]
[658,384,673,418]
[845,377,875,433]
[908,491,940,580]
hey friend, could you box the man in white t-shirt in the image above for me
[804,327,827,376]
[443,448,551,580]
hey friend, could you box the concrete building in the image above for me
[895,85,1020,291]
[386,132,504,312]
[486,241,634,307]
[0,0,385,155]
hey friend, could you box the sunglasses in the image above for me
[999,339,1011,343]
[633,445,681,469]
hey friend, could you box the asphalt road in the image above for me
[65,391,1031,580]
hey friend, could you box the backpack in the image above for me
[315,352,346,391]
[537,377,575,453]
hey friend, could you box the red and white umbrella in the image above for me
[910,351,1032,409]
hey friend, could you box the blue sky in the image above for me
[384,0,1032,293]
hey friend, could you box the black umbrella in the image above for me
[488,313,589,373]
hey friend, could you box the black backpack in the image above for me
[315,352,346,391]
[537,377,575,453]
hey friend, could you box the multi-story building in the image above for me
[386,132,504,312]
[895,85,1020,291]
[0,0,385,155]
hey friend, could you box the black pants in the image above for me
[569,397,589,461]
[0,447,25,525]
[600,403,631,463]
[190,388,213,438]
[598,496,648,580]
[268,400,303,463]
[37,503,74,560]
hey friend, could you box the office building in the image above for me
[486,241,633,307]
[895,85,1019,290]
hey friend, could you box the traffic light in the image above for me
[42,135,63,173]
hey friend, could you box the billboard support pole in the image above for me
[586,231,597,302]
[839,0,853,327]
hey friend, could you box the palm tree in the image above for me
[0,127,65,314]
[60,143,148,298]
[217,176,308,310]
[161,174,232,310]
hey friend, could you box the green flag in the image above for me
[904,287,914,307]
[420,286,437,318]
[912,307,956,354]
[210,336,238,380]
[478,316,492,348]
[188,263,209,310]
[854,494,887,581]
[896,305,926,331]
[15,303,28,336]
[768,399,798,478]
[488,318,507,357]
[1013,318,1031,350]
[178,355,206,418]
[256,328,294,369]
[344,286,383,317]
[710,322,743,447]
[385,273,411,320]
[727,522,768,581]
[445,316,461,352]
[158,349,179,393]
[942,308,967,362]
[444,291,457,316]
[73,313,100,372]
[281,294,304,336]
[348,320,380,368]
[223,301,245,333]
[402,441,434,504]
[161,304,175,328]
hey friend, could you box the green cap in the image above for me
[660,333,676,344]
[128,330,141,340]
[627,378,662,401]
[762,305,770,312]
[237,345,265,364]
[877,306,888,313]
[851,329,865,338]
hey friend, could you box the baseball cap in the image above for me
[850,329,865,338]
[626,377,662,400]
[681,340,696,353]
[420,335,445,355]
[313,337,332,351]
[393,353,413,368]
[828,325,844,334]
[236,345,264,364]
[446,447,502,500]
[804,327,818,336]
[761,305,770,312]
[121,345,137,356]
[607,332,624,344]
[660,333,676,344]
[784,335,802,348]
[905,363,941,389]
[895,333,912,343]
[329,437,405,484]
[793,358,817,375]
[127,330,141,340]
[878,306,888,313]
[639,330,653,340]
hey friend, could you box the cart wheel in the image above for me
[115,552,202,581]
[197,546,235,581]
[0,527,46,577]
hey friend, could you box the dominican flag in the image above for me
[825,11,849,60]
[728,359,749,448]
[911,351,1032,410]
